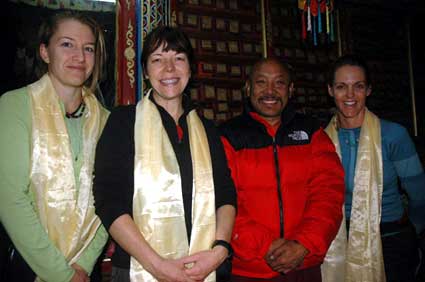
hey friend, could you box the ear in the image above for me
[244,80,251,97]
[366,85,372,97]
[143,70,149,80]
[39,44,50,64]
[327,84,334,97]
[289,82,295,98]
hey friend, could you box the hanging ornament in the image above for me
[299,0,335,46]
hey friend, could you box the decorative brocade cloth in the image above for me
[130,89,216,282]
[322,109,386,282]
[28,74,109,281]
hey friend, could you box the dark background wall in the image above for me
[0,1,116,109]
[1,0,424,159]
[337,0,425,160]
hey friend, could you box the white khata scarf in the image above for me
[130,89,216,282]
[28,74,109,281]
[322,109,385,282]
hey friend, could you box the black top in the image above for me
[93,95,236,268]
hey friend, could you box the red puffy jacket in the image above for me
[220,108,345,279]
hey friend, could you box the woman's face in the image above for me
[145,44,191,103]
[328,65,371,128]
[40,19,95,90]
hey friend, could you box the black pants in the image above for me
[230,265,321,282]
[0,224,35,282]
[0,223,105,282]
[346,219,419,282]
[381,221,419,282]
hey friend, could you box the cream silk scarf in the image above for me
[131,90,216,282]
[28,74,109,280]
[322,109,385,282]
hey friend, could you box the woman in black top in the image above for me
[93,26,236,282]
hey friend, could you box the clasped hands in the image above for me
[264,239,309,274]
[152,246,227,282]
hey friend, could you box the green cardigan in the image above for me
[0,86,108,282]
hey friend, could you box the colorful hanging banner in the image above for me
[139,0,170,101]
[115,0,169,104]
[298,0,334,46]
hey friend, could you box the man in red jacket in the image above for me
[219,58,345,282]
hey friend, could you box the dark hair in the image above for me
[141,26,196,75]
[249,57,293,84]
[38,11,106,92]
[328,54,371,86]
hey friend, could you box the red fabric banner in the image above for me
[116,0,137,105]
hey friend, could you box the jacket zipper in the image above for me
[272,137,284,238]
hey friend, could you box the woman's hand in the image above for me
[70,263,89,282]
[150,257,197,282]
[108,215,197,282]
[181,247,227,281]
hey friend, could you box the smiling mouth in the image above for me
[160,78,179,85]
[68,66,85,71]
[259,96,281,104]
[344,101,356,106]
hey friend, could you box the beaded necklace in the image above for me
[65,102,85,161]
[66,102,86,119]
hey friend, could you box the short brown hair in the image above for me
[141,26,196,76]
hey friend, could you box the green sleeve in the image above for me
[0,90,74,282]
[75,224,108,274]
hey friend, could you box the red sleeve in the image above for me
[220,137,275,261]
[290,128,345,269]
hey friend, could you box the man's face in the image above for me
[247,60,292,122]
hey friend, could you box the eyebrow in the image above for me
[58,36,95,45]
[254,73,286,79]
[334,81,367,84]
[58,36,75,41]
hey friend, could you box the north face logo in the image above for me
[288,130,309,141]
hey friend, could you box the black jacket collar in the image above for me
[244,97,297,128]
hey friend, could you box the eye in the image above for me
[84,46,95,53]
[175,55,186,61]
[150,57,161,63]
[275,80,286,86]
[61,41,73,48]
[255,79,266,85]
[354,83,367,91]
[334,83,346,91]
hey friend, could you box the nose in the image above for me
[265,81,274,94]
[165,59,176,72]
[73,47,85,62]
[346,85,355,97]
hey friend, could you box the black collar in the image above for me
[243,97,297,128]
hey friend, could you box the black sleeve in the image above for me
[203,119,237,210]
[93,106,136,231]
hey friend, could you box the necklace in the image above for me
[66,102,86,119]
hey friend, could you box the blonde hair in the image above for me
[38,11,106,92]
